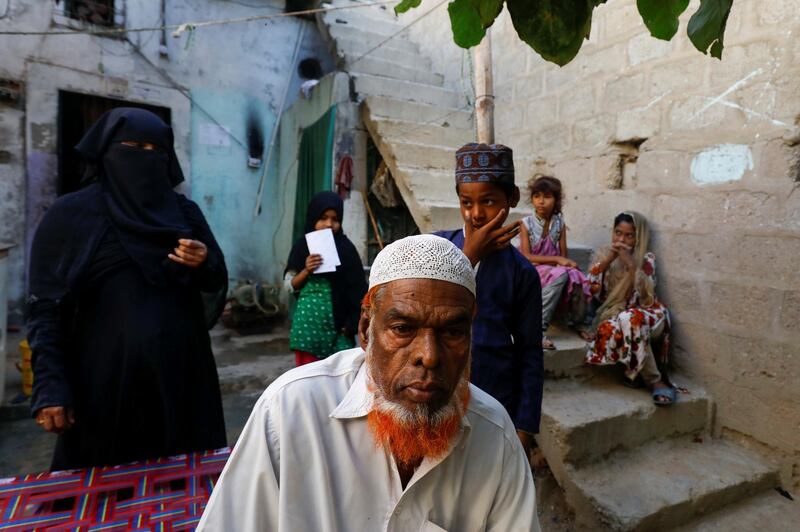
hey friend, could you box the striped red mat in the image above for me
[0,448,230,531]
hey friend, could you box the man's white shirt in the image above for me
[198,348,540,532]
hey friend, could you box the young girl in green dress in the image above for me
[285,192,367,366]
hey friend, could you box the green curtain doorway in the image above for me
[292,106,336,242]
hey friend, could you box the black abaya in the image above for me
[27,109,227,470]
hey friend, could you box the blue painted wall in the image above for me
[189,90,286,283]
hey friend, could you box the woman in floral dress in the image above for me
[585,212,675,405]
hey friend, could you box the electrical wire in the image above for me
[0,1,396,36]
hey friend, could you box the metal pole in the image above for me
[472,29,495,144]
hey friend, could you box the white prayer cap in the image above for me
[368,235,476,297]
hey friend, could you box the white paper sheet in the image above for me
[305,228,341,274]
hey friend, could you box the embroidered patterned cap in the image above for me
[368,235,476,296]
[455,143,514,185]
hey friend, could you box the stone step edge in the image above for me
[554,437,778,531]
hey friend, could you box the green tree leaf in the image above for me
[448,0,504,48]
[506,0,595,66]
[637,0,690,40]
[395,0,422,15]
[687,0,733,59]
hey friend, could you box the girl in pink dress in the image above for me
[518,175,592,349]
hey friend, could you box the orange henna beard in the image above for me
[366,384,470,466]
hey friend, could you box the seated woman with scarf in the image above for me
[585,212,676,406]
[27,108,228,470]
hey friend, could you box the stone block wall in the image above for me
[401,0,800,492]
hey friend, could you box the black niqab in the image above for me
[286,191,367,336]
[75,108,192,287]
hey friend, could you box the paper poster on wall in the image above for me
[199,124,232,147]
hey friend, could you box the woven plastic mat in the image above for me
[0,448,230,531]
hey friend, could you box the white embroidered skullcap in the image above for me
[368,235,476,296]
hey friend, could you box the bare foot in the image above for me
[578,329,595,342]
[542,336,556,350]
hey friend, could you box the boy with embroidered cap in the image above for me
[436,143,544,456]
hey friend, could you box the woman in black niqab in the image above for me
[27,107,228,471]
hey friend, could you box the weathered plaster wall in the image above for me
[276,72,367,291]
[401,0,800,491]
[0,0,336,316]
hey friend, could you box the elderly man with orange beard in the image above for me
[198,235,540,532]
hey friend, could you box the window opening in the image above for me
[64,0,116,27]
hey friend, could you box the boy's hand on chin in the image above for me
[463,210,520,266]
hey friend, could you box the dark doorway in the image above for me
[57,91,171,196]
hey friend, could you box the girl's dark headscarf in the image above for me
[75,107,192,287]
[286,191,367,336]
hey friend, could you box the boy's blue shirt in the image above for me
[435,229,544,434]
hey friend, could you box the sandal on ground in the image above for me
[542,335,556,350]
[577,329,595,342]
[651,386,677,406]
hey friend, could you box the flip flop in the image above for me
[652,386,677,406]
[542,335,556,350]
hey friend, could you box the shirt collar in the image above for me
[330,359,372,419]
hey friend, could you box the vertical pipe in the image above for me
[472,29,495,144]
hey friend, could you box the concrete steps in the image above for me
[368,116,472,146]
[542,327,591,378]
[537,331,782,530]
[389,141,455,171]
[350,57,444,86]
[539,377,710,468]
[321,1,402,30]
[336,38,431,69]
[319,0,468,232]
[353,74,465,108]
[327,25,419,53]
[570,437,778,531]
[364,96,474,130]
[672,489,800,532]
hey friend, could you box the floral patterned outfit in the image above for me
[585,252,670,380]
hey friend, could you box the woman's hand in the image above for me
[168,239,208,268]
[613,242,635,268]
[304,254,323,274]
[35,406,75,434]
[556,256,578,268]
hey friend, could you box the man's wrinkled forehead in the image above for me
[373,278,474,317]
